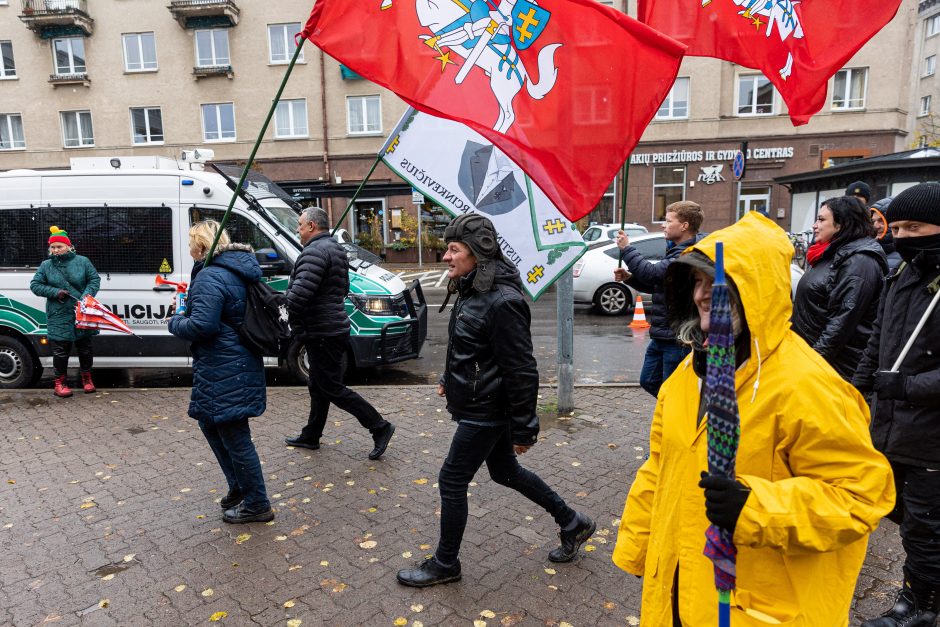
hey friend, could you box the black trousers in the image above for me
[51,337,93,377]
[300,335,386,441]
[890,461,940,584]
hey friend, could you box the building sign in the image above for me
[630,146,794,166]
[697,164,726,184]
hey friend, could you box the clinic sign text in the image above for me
[630,146,795,166]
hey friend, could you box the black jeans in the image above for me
[434,421,577,565]
[300,335,386,441]
[51,337,93,377]
[199,417,270,513]
[890,461,940,584]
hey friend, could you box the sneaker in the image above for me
[397,558,462,588]
[219,488,243,509]
[548,513,596,563]
[285,436,320,451]
[368,423,395,460]
[222,503,274,524]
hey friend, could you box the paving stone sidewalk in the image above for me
[0,386,903,626]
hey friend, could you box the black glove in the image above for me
[699,472,750,534]
[56,289,70,302]
[851,374,874,395]
[874,370,907,400]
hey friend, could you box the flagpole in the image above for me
[330,154,383,237]
[617,157,630,269]
[205,36,308,266]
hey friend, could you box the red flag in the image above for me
[638,0,902,126]
[75,295,135,336]
[301,0,684,222]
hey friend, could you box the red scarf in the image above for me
[806,240,831,267]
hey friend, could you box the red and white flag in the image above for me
[301,0,685,222]
[75,295,135,336]
[638,0,902,125]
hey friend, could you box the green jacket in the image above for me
[30,252,100,341]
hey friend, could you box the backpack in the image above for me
[234,280,291,358]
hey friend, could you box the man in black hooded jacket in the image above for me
[397,213,595,588]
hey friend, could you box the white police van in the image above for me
[0,152,427,388]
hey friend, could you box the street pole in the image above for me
[556,268,574,414]
[417,204,423,267]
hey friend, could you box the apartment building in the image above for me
[0,0,926,241]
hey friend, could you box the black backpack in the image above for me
[234,280,291,358]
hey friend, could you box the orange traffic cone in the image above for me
[629,294,651,329]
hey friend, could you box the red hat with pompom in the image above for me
[48,226,72,247]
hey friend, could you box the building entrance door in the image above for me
[737,185,771,220]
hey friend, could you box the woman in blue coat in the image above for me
[169,220,272,524]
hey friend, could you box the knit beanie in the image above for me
[845,180,872,202]
[884,183,940,227]
[48,226,72,247]
[444,212,505,292]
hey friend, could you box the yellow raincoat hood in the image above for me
[613,212,894,626]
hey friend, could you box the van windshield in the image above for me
[260,201,300,241]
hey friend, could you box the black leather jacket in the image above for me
[442,260,540,445]
[791,236,887,380]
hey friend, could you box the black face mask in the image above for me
[893,231,940,264]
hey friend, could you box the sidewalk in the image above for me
[0,386,903,626]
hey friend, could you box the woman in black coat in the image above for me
[792,196,888,381]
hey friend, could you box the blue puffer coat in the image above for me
[169,245,266,424]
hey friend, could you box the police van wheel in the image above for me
[286,341,349,385]
[0,336,37,389]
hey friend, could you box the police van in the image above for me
[0,152,427,388]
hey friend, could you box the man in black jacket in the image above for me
[284,208,395,460]
[853,183,940,627]
[397,213,594,588]
[614,200,705,397]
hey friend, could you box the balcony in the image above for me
[48,72,89,86]
[20,0,94,38]
[168,0,239,29]
[192,64,233,79]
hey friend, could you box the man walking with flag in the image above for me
[612,212,894,625]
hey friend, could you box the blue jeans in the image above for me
[639,338,690,398]
[199,418,270,513]
[435,421,577,565]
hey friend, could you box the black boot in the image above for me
[397,557,461,587]
[862,575,940,627]
[549,512,596,563]
[285,436,320,451]
[368,423,395,460]
[222,503,274,524]
[219,488,243,509]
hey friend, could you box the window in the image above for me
[832,68,867,110]
[274,99,308,138]
[123,32,157,72]
[1,41,15,79]
[652,166,685,221]
[602,238,666,261]
[201,103,235,142]
[130,107,164,144]
[0,113,25,150]
[268,23,303,64]
[352,199,387,245]
[737,186,771,220]
[52,37,86,75]
[346,95,381,135]
[926,55,937,77]
[189,207,277,253]
[194,29,230,67]
[60,110,93,147]
[928,14,940,38]
[656,77,689,119]
[921,95,932,117]
[737,75,774,115]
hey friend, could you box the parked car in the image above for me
[573,232,804,316]
[581,222,648,243]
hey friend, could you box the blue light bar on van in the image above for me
[182,179,195,186]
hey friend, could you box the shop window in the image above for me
[832,68,867,110]
[351,199,387,248]
[347,95,382,135]
[737,75,774,116]
[652,166,685,222]
[656,77,689,120]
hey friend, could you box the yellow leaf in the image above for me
[123,554,135,562]
[473,621,487,627]
[571,461,581,467]
[413,622,424,627]
[368,507,378,513]
[359,540,377,549]
[6,480,14,485]
[394,618,408,626]
[101,574,115,581]
[560,623,574,627]
[419,544,431,550]
[480,610,496,618]
[585,545,597,552]
[283,600,295,608]
[180,488,191,493]
[332,582,347,593]
[235,533,251,545]
[209,611,227,622]
[288,564,302,571]
[287,621,302,627]
[275,536,288,542]
[320,561,329,566]
[401,551,413,558]
[98,599,110,609]
[604,602,617,610]
[544,568,556,575]
[201,588,214,597]
[174,585,186,593]
[79,502,96,509]
[410,604,424,612]
[413,478,428,485]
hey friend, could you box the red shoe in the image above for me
[54,375,73,398]
[81,372,96,394]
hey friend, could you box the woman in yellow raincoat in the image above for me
[613,212,895,626]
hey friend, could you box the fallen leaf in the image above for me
[79,502,96,510]
[394,619,408,626]
[288,565,302,571]
[560,623,573,627]
[234,533,251,545]
[6,480,14,485]
[201,588,214,597]
[283,600,295,608]
[626,617,640,626]
[603,601,617,610]
[571,461,581,467]
[413,478,428,485]
[123,554,135,562]
[275,536,288,542]
[209,611,227,622]
[410,604,424,612]
[480,610,496,618]
[585,545,597,552]
[419,544,431,550]
[359,540,377,549]
[174,585,186,593]
[320,561,329,566]
[180,488,191,493]
[544,568,556,575]
[413,622,424,627]
[368,507,378,513]
[473,621,486,627]
[101,574,115,581]
[402,551,413,558]
[98,599,110,609]
[287,620,302,627]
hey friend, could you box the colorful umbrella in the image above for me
[75,295,136,336]
[702,242,740,627]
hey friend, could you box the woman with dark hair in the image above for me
[791,196,887,381]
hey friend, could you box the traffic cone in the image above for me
[629,294,651,329]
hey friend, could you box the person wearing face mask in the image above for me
[853,182,940,627]
[29,226,101,398]
[870,197,904,274]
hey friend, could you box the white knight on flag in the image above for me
[731,0,804,79]
[380,108,587,300]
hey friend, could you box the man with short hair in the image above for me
[854,182,940,627]
[614,200,705,397]
[396,213,594,588]
[846,180,872,207]
[284,207,395,460]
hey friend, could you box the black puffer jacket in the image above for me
[791,237,887,380]
[442,260,539,445]
[854,250,940,467]
[286,232,350,339]
[619,234,705,341]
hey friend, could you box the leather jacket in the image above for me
[442,260,540,445]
